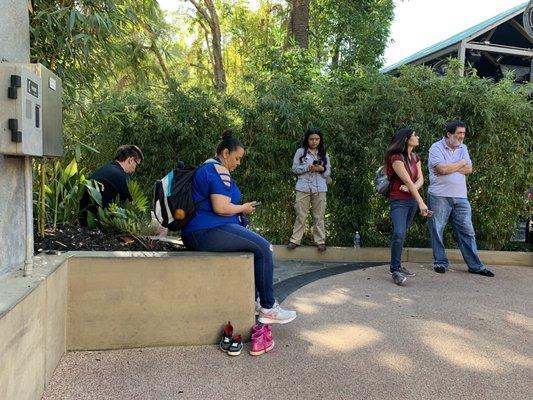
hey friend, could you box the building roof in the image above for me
[382,2,530,74]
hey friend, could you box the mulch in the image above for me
[34,225,183,255]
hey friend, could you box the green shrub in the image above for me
[90,180,152,237]
[34,158,87,233]
[34,158,152,238]
[62,67,533,250]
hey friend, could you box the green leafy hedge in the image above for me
[67,66,533,250]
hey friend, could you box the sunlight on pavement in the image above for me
[293,287,381,315]
[389,294,415,305]
[505,311,533,332]
[494,347,533,368]
[300,324,383,354]
[293,300,320,314]
[419,321,500,371]
[377,351,415,373]
[312,288,352,305]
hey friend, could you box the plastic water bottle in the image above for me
[353,231,361,248]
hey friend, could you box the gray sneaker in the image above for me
[258,301,297,324]
[392,271,406,286]
[390,267,415,277]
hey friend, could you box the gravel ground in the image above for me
[42,263,533,400]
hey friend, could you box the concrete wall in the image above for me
[67,254,256,350]
[406,247,533,267]
[273,245,533,267]
[274,246,391,263]
[0,0,31,275]
[0,262,67,400]
[0,252,256,399]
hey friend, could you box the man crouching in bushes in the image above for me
[79,145,142,223]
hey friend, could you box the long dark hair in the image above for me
[384,127,416,166]
[216,129,243,155]
[298,127,327,167]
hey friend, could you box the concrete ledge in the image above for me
[0,257,67,400]
[0,254,67,318]
[273,245,390,263]
[406,248,532,267]
[0,251,255,400]
[273,245,532,267]
[67,253,255,350]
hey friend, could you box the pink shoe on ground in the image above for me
[251,323,272,339]
[249,330,275,356]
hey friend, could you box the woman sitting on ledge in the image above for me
[181,130,297,325]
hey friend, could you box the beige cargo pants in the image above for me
[289,191,327,245]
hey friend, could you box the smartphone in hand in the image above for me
[251,201,262,207]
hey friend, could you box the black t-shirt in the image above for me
[79,161,132,226]
[88,161,132,207]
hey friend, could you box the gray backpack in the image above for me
[374,154,408,197]
[374,166,391,197]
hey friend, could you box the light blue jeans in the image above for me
[427,194,485,271]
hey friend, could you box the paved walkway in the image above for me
[42,263,533,400]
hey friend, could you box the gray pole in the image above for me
[524,0,533,82]
[0,0,33,276]
[0,0,30,63]
[458,40,466,76]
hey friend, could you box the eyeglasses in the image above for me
[133,158,141,167]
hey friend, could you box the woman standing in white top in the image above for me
[287,128,331,252]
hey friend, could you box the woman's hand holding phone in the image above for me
[242,202,256,214]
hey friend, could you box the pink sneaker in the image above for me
[251,323,272,339]
[249,331,275,356]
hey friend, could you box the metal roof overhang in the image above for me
[465,42,533,58]
[382,2,531,75]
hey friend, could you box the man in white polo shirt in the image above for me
[427,120,494,277]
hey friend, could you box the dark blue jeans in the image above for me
[389,199,418,272]
[181,223,275,308]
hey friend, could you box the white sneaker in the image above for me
[258,301,297,324]
[255,299,261,316]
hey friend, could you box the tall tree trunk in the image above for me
[189,0,227,91]
[208,1,226,91]
[150,39,170,82]
[287,0,309,49]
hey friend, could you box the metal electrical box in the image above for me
[0,63,63,157]
[0,63,42,156]
[39,65,63,157]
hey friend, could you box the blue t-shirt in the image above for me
[181,159,241,233]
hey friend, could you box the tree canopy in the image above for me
[30,0,395,93]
